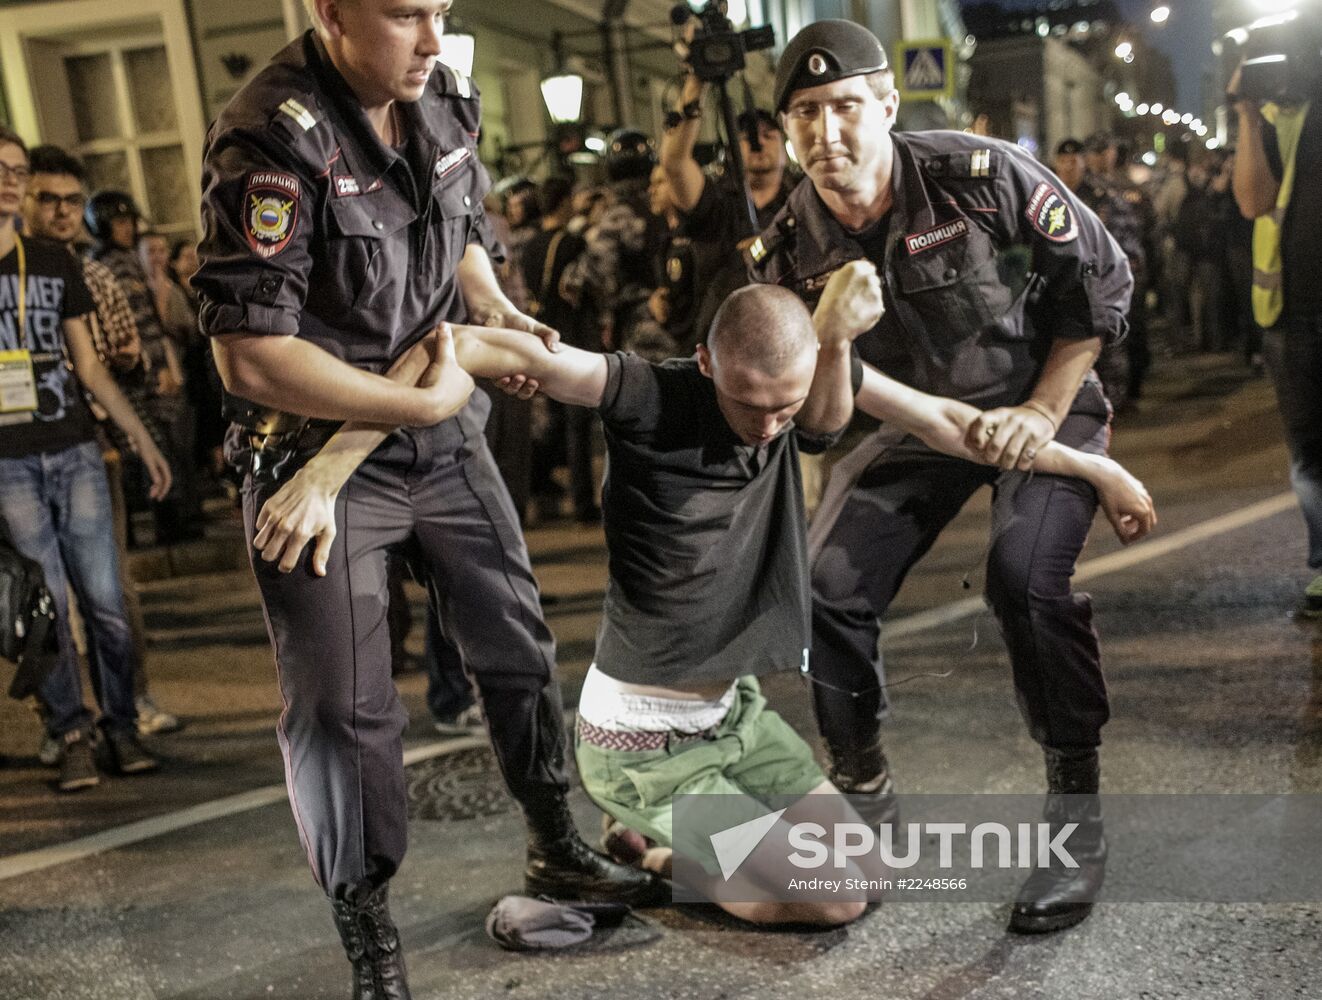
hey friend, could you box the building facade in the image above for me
[0,0,685,235]
[0,0,970,237]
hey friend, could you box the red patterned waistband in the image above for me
[575,716,716,753]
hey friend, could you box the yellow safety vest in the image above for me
[1252,101,1311,329]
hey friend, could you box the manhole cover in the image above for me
[406,746,516,822]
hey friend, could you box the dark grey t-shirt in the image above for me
[593,351,837,686]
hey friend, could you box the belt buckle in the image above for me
[666,727,715,752]
[248,431,288,452]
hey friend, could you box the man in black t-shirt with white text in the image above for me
[0,127,170,792]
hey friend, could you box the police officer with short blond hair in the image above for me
[193,2,659,996]
[751,20,1133,934]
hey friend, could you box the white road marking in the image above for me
[0,491,1299,884]
[0,736,487,884]
[884,491,1298,641]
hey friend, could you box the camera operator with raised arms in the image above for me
[660,3,790,350]
[1229,5,1322,618]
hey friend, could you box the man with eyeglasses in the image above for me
[0,127,171,792]
[24,150,140,371]
[21,144,185,750]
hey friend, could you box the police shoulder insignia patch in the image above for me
[277,98,317,131]
[1025,182,1078,243]
[244,172,300,258]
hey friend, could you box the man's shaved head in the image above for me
[698,284,820,447]
[707,284,817,377]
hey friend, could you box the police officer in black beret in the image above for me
[751,20,1133,934]
[192,2,660,995]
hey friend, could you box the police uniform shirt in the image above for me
[592,351,842,686]
[0,237,97,458]
[750,131,1133,412]
[194,31,500,381]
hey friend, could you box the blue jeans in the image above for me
[0,440,137,736]
[1264,318,1322,570]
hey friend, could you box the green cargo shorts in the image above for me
[574,675,825,863]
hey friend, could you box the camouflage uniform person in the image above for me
[564,129,674,360]
[1084,133,1153,403]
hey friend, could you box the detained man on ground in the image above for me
[253,266,1155,928]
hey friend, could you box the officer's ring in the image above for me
[984,424,998,438]
[1024,448,1038,460]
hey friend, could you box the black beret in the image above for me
[774,19,889,113]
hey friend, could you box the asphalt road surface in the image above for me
[1,354,1318,1000]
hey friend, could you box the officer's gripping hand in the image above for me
[473,305,562,354]
[1094,458,1157,545]
[254,466,341,576]
[472,305,561,400]
[414,324,476,425]
[814,260,884,348]
[967,405,1056,471]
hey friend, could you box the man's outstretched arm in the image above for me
[251,326,607,574]
[857,364,1156,544]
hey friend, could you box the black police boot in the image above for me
[329,883,412,1000]
[1008,747,1107,934]
[523,791,670,907]
[827,739,900,827]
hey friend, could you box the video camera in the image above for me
[671,1,774,83]
[1224,6,1322,104]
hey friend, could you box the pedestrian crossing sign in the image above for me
[896,39,955,100]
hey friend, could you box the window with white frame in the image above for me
[60,37,193,238]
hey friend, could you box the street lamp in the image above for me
[541,32,584,125]
[541,74,584,124]
[1150,5,1171,25]
[1114,40,1133,59]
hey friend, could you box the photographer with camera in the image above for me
[659,4,790,351]
[660,81,792,248]
[1229,6,1322,618]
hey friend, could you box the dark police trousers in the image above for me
[239,418,568,899]
[807,388,1112,756]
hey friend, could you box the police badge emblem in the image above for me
[1025,182,1079,244]
[244,172,301,257]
